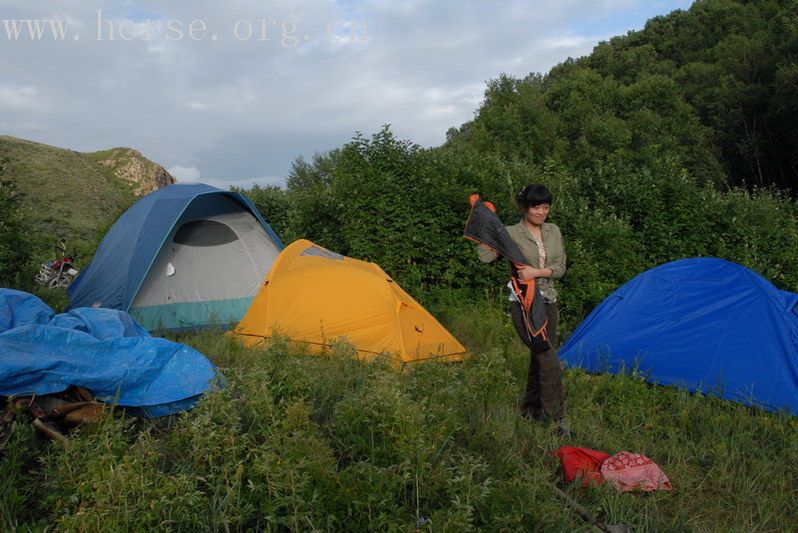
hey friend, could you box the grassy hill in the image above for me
[0,135,174,244]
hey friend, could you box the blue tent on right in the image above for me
[560,258,798,415]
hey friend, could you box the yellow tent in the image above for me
[232,239,466,364]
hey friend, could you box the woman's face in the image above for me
[525,203,550,226]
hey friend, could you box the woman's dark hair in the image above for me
[517,184,553,209]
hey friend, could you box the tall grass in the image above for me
[1,294,795,530]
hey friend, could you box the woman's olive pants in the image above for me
[509,301,564,421]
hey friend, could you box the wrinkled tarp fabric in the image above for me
[0,289,220,417]
[0,289,54,330]
[561,257,798,415]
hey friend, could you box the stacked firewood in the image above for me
[0,386,104,444]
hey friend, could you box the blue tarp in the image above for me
[1,289,220,417]
[560,258,798,415]
[67,183,283,313]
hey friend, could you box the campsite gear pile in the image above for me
[1,386,103,444]
[68,183,283,332]
[0,289,221,419]
[233,239,466,364]
[556,446,673,492]
[560,257,798,415]
[554,443,670,531]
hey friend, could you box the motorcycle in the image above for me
[35,240,79,289]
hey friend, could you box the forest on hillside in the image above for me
[233,0,798,330]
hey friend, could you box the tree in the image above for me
[234,184,293,242]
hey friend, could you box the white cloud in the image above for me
[0,0,692,186]
[185,101,210,110]
[168,165,202,181]
[0,84,41,110]
[540,34,598,51]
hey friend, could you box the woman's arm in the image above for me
[547,225,566,279]
[476,243,499,263]
[518,266,553,280]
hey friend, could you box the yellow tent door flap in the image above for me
[233,239,466,364]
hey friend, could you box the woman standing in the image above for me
[476,184,569,436]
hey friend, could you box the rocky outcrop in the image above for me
[0,135,179,242]
[94,147,175,195]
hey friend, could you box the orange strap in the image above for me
[511,274,548,342]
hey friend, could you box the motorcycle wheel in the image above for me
[48,275,70,289]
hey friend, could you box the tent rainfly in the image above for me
[232,239,467,364]
[560,257,798,415]
[68,183,283,331]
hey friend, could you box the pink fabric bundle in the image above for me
[600,451,673,492]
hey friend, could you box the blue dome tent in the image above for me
[560,258,798,415]
[68,183,283,331]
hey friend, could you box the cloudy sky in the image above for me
[0,0,692,188]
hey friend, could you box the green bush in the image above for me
[238,123,798,337]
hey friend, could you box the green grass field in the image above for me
[2,294,796,531]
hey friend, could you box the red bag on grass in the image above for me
[555,446,611,487]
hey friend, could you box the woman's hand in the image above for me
[517,266,538,280]
[517,266,552,280]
